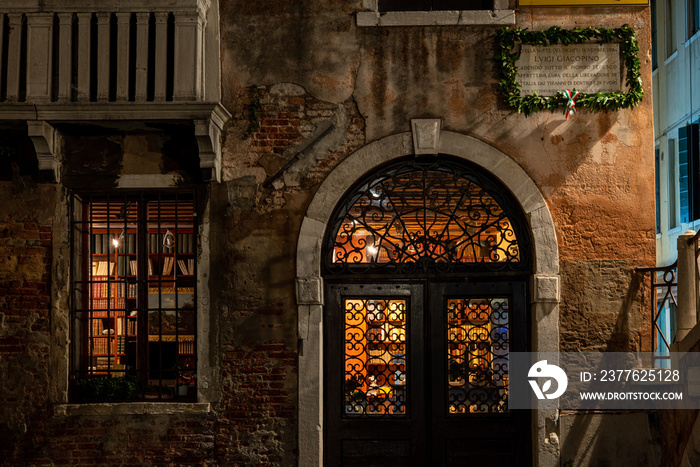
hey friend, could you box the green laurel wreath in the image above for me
[497,25,643,116]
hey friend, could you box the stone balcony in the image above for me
[0,0,229,182]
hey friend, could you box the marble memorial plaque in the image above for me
[516,43,621,96]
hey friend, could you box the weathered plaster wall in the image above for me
[220,3,655,269]
[219,5,655,331]
[60,126,202,188]
[217,2,655,466]
[560,412,661,465]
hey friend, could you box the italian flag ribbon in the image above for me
[563,89,580,119]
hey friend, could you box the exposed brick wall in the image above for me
[214,82,366,466]
[0,189,223,466]
[5,414,217,465]
[0,215,52,463]
[218,342,297,465]
[224,83,365,192]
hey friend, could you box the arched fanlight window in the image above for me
[324,157,531,275]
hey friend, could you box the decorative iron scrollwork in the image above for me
[325,159,527,275]
[447,298,509,414]
[344,299,407,418]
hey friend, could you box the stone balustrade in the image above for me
[0,0,229,183]
[0,0,212,103]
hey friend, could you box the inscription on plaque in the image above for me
[516,43,621,96]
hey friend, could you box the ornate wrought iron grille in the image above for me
[344,298,407,417]
[325,158,529,275]
[446,298,509,414]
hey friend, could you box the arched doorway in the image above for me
[295,131,560,467]
[322,157,532,465]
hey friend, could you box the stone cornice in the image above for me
[0,102,228,122]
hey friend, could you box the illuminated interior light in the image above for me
[112,229,125,249]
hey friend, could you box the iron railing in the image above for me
[637,262,677,368]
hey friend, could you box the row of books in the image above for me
[88,309,129,318]
[92,258,138,276]
[177,259,195,276]
[91,356,115,370]
[179,340,195,354]
[90,317,137,337]
[91,234,137,254]
[90,233,194,255]
[92,258,194,277]
[161,257,176,275]
[148,258,195,276]
[91,280,138,299]
[91,298,126,310]
[90,336,195,356]
[92,261,115,276]
[158,257,195,276]
[90,337,127,355]
[149,233,195,254]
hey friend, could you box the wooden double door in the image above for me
[324,280,531,466]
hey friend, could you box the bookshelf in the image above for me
[146,231,195,277]
[86,228,196,379]
[87,230,137,374]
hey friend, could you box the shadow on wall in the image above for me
[560,412,661,466]
[493,109,621,200]
[0,128,39,182]
[560,270,662,466]
[606,270,645,353]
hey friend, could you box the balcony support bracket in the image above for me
[195,104,231,183]
[27,120,60,183]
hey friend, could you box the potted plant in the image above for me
[73,375,141,402]
[175,360,196,396]
[344,375,366,415]
[177,373,196,396]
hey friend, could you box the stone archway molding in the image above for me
[296,129,561,467]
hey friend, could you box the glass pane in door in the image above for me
[344,299,407,417]
[446,298,509,414]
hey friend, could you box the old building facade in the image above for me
[0,0,661,465]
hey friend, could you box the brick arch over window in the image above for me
[295,131,560,467]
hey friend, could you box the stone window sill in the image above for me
[356,10,516,27]
[54,402,211,416]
